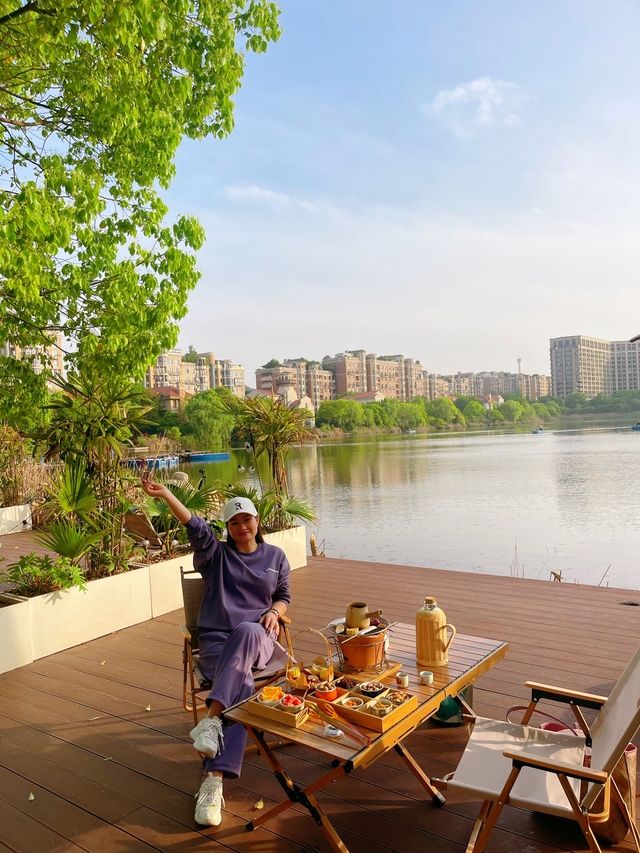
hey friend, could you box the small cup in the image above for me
[395,671,409,688]
[419,670,434,686]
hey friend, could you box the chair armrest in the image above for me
[503,750,607,783]
[525,681,607,710]
[180,625,192,640]
[277,613,292,626]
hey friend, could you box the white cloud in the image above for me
[223,183,352,223]
[426,76,529,138]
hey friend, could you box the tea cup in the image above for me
[419,670,434,686]
[395,671,409,688]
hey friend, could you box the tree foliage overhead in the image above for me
[0,0,281,375]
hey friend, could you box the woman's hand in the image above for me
[139,475,171,500]
[261,608,280,638]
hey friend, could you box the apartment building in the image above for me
[200,353,245,398]
[550,336,614,398]
[255,360,334,409]
[550,335,640,399]
[305,363,335,408]
[321,350,425,401]
[322,350,368,397]
[146,349,245,403]
[1,332,66,388]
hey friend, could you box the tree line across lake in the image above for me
[144,388,640,446]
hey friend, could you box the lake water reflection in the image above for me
[186,426,640,590]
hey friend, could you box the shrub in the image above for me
[1,554,87,597]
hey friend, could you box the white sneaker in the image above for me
[190,715,224,758]
[194,774,224,826]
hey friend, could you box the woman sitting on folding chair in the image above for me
[140,477,291,828]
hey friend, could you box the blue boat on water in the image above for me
[125,455,180,470]
[531,427,544,435]
[183,451,231,463]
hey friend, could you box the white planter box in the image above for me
[0,595,33,674]
[0,524,310,675]
[148,553,193,617]
[28,566,152,659]
[264,525,307,570]
[0,504,32,535]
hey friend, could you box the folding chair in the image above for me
[124,510,165,553]
[180,567,293,726]
[434,645,640,853]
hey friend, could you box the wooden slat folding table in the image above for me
[224,624,508,852]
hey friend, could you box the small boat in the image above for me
[182,451,231,462]
[631,423,640,431]
[531,427,544,435]
[126,455,180,470]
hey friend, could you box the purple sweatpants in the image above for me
[199,621,275,778]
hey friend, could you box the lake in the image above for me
[184,425,640,590]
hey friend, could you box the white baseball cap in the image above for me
[222,496,258,522]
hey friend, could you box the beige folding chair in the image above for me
[124,510,165,552]
[180,567,293,725]
[434,646,640,853]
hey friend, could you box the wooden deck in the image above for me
[0,555,638,852]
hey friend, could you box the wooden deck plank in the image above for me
[0,555,638,852]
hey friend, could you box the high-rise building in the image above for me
[550,336,617,398]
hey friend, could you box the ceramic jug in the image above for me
[416,596,456,667]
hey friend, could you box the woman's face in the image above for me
[227,512,259,546]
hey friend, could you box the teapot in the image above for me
[345,602,383,630]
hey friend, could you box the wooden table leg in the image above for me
[394,742,446,805]
[245,727,350,852]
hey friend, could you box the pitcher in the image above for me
[416,596,456,667]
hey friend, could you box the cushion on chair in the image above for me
[252,642,290,682]
[448,717,586,818]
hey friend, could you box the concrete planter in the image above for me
[27,566,152,660]
[148,553,193,617]
[0,524,308,675]
[0,504,31,535]
[0,594,33,674]
[264,525,307,570]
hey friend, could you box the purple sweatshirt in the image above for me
[185,516,291,642]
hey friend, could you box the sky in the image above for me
[167,0,640,385]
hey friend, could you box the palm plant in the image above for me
[226,396,315,500]
[143,481,220,556]
[34,371,152,575]
[213,482,316,534]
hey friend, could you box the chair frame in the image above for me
[180,567,292,726]
[435,677,640,853]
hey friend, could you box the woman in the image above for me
[140,478,291,827]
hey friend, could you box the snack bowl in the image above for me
[279,694,305,713]
[334,676,358,690]
[340,695,365,710]
[258,686,285,706]
[387,690,409,707]
[369,697,393,717]
[314,681,338,702]
[359,680,385,698]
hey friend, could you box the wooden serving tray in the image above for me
[331,688,419,732]
[245,698,309,728]
[332,658,403,682]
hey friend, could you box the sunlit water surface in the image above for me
[185,426,640,590]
